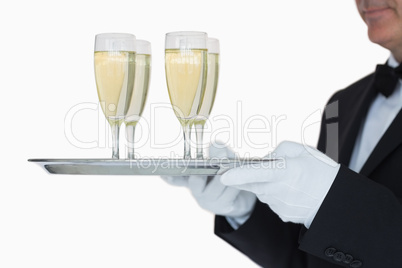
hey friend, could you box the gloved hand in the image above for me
[220,141,340,228]
[162,142,257,219]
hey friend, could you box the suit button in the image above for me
[333,251,345,262]
[343,254,353,264]
[324,247,336,257]
[350,260,362,268]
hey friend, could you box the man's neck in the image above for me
[391,51,402,63]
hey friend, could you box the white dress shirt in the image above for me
[349,54,402,172]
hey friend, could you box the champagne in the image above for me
[125,54,151,126]
[195,53,219,125]
[165,49,207,125]
[94,51,136,124]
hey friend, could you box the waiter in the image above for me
[163,0,402,267]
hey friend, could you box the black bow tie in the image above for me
[373,63,402,97]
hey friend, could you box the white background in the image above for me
[0,0,390,267]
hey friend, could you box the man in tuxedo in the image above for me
[163,0,402,267]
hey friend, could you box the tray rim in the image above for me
[28,158,276,176]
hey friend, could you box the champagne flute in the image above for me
[165,31,208,159]
[94,33,136,159]
[125,40,151,159]
[193,38,220,159]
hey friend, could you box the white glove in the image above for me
[162,142,257,220]
[220,141,340,228]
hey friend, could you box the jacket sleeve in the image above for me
[215,200,307,267]
[298,165,402,267]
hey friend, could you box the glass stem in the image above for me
[182,122,192,159]
[110,122,120,159]
[126,123,136,160]
[194,123,204,159]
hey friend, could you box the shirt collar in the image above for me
[388,54,399,68]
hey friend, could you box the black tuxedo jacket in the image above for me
[214,72,402,267]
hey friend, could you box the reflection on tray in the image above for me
[28,158,278,176]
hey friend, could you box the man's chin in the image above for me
[367,28,394,49]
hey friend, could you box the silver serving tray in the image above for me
[28,158,275,176]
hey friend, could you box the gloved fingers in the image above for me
[224,181,269,196]
[222,188,257,218]
[188,175,209,196]
[234,190,257,211]
[273,141,338,167]
[209,141,236,159]
[206,186,256,218]
[161,176,189,187]
[201,175,228,200]
[218,186,243,202]
[220,164,283,186]
[258,186,318,207]
[273,141,305,158]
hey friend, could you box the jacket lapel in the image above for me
[359,108,402,176]
[338,76,377,166]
